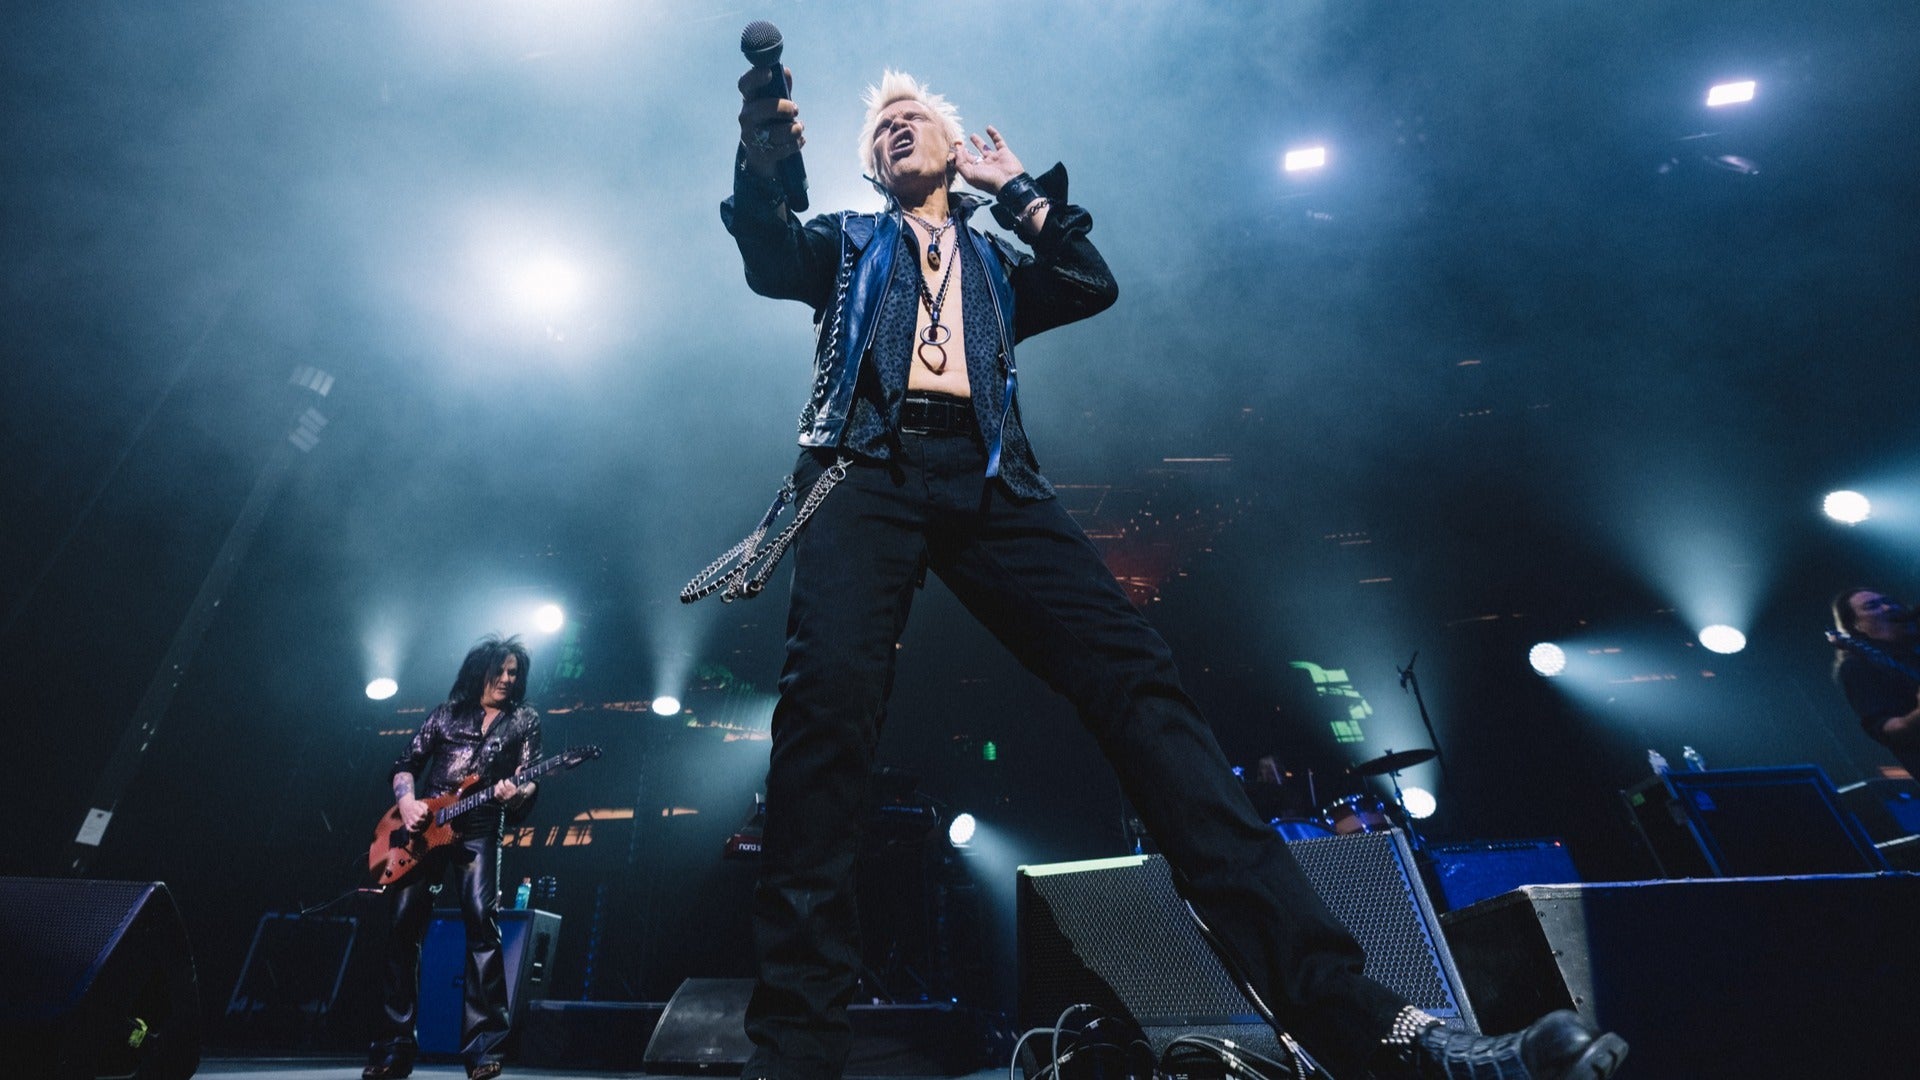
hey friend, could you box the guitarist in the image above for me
[1832,588,1920,779]
[365,635,542,1080]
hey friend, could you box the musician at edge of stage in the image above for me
[364,635,541,1080]
[1832,588,1920,779]
[724,58,1626,1080]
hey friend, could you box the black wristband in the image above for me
[995,172,1043,216]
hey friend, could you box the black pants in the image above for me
[370,832,511,1071]
[743,433,1409,1080]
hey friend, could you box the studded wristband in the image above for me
[995,172,1044,218]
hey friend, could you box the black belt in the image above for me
[898,392,976,436]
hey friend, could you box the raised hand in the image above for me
[954,125,1026,194]
[738,65,805,175]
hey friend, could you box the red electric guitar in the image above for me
[366,745,601,888]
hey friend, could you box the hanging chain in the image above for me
[680,456,851,604]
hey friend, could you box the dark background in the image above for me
[5,0,1918,1031]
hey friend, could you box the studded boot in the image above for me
[1379,1006,1628,1079]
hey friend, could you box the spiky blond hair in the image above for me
[857,70,965,180]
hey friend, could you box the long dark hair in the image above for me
[448,634,531,711]
[1832,587,1876,668]
[1833,587,1879,634]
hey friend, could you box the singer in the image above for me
[722,62,1625,1080]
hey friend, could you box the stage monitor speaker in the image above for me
[1836,775,1920,840]
[223,911,371,1050]
[1621,765,1885,877]
[639,979,996,1076]
[1420,838,1580,913]
[417,908,561,1054]
[522,1000,665,1069]
[1441,874,1920,1075]
[643,977,756,1073]
[0,877,201,1080]
[1017,830,1473,1058]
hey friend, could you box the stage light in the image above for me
[534,603,566,633]
[514,255,584,316]
[1283,146,1327,172]
[650,695,682,716]
[1400,786,1437,820]
[1698,625,1747,654]
[947,812,976,847]
[366,677,399,701]
[1823,490,1871,525]
[1706,80,1756,107]
[1529,642,1567,677]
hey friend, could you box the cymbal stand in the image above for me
[1381,766,1425,852]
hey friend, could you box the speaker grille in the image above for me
[1018,831,1472,1047]
[0,878,156,1008]
[1284,833,1462,1018]
[1022,857,1257,1026]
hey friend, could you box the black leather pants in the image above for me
[369,832,510,1071]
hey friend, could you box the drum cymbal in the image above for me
[1349,747,1437,776]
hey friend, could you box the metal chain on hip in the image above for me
[905,212,957,375]
[680,455,851,604]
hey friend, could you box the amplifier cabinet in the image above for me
[418,908,561,1055]
[1441,875,1920,1074]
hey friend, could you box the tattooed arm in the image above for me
[390,707,444,831]
[394,772,429,831]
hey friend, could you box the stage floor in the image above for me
[199,1058,1005,1080]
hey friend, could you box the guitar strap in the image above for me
[476,707,526,780]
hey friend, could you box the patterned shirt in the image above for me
[837,222,1052,500]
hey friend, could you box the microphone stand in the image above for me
[1396,651,1449,785]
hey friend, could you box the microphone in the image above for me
[1397,650,1418,690]
[740,20,809,212]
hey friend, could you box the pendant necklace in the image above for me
[908,214,958,374]
[906,210,952,269]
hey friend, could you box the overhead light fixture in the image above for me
[366,678,399,701]
[1706,80,1756,107]
[650,695,682,716]
[1283,146,1327,172]
[1823,490,1871,525]
[1697,625,1747,655]
[1529,642,1568,677]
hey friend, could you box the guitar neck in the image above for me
[1831,630,1920,683]
[435,753,571,824]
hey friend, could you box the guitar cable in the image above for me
[298,885,389,917]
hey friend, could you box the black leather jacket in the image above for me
[720,161,1116,488]
[391,702,542,836]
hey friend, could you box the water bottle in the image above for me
[1681,746,1706,772]
[1647,749,1670,776]
[513,877,532,910]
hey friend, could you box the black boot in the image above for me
[362,1039,416,1080]
[1385,1008,1627,1079]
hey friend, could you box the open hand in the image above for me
[954,126,1026,194]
